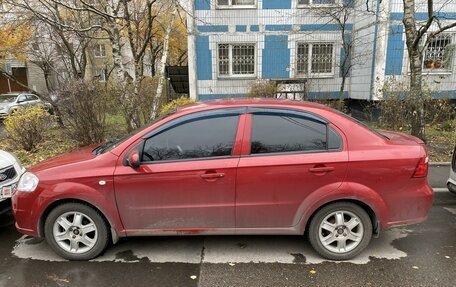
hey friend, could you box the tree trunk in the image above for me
[150,5,177,120]
[403,0,425,140]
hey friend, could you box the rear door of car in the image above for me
[235,107,349,228]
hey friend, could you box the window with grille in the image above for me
[298,0,337,6]
[217,0,255,7]
[423,34,454,72]
[297,43,334,77]
[94,44,106,58]
[94,68,107,82]
[218,44,256,77]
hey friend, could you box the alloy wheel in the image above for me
[318,210,364,254]
[52,211,98,254]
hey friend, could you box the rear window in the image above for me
[250,113,341,155]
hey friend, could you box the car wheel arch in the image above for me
[296,182,388,235]
[303,198,379,237]
[37,198,119,243]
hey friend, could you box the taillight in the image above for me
[413,148,429,178]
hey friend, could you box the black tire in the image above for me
[44,203,109,260]
[308,202,372,261]
[448,182,456,194]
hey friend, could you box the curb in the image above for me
[429,162,451,166]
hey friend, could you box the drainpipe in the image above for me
[370,0,390,101]
[187,0,198,100]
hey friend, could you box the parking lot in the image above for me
[0,166,455,287]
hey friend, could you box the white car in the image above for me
[0,150,25,205]
[448,146,456,194]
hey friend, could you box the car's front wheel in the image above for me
[44,203,109,260]
[308,202,372,261]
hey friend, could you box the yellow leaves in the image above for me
[159,96,195,116]
[0,21,31,61]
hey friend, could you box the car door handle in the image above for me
[200,173,225,180]
[309,166,335,173]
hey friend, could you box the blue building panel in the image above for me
[339,33,352,77]
[197,25,229,33]
[263,0,292,9]
[300,24,353,31]
[195,0,211,10]
[262,35,290,79]
[385,25,404,76]
[236,25,247,32]
[250,25,260,32]
[265,25,293,31]
[390,12,456,21]
[196,36,212,80]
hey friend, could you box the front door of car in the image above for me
[114,109,245,232]
[235,109,349,228]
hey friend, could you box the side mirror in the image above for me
[126,148,141,169]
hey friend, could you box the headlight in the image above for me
[17,172,39,192]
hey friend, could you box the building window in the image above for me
[298,0,337,6]
[218,44,256,77]
[94,44,106,58]
[296,43,334,77]
[217,0,255,8]
[423,34,454,73]
[94,68,107,82]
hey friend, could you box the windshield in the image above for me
[0,95,17,103]
[93,111,177,155]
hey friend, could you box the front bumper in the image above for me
[12,189,41,237]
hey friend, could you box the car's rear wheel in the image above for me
[308,202,372,261]
[44,203,109,260]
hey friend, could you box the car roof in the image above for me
[178,98,334,113]
[0,92,30,96]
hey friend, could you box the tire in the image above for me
[308,202,372,261]
[448,182,456,194]
[44,203,109,260]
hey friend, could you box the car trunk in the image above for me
[377,130,425,146]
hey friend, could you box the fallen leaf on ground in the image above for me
[309,269,317,274]
[412,266,419,270]
[228,263,235,266]
[190,275,197,280]
[445,256,450,259]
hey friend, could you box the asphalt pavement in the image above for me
[0,166,454,287]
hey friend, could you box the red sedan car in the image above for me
[12,99,433,261]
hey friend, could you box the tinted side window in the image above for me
[250,114,327,154]
[142,115,239,162]
[328,127,342,150]
[17,95,27,102]
[27,95,38,101]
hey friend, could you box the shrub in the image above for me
[57,80,109,146]
[4,106,53,151]
[247,80,277,98]
[159,96,195,116]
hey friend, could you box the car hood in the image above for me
[0,150,18,169]
[30,145,99,173]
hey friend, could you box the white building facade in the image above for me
[187,0,456,101]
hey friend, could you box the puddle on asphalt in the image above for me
[12,229,410,265]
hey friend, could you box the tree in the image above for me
[314,3,355,110]
[7,0,186,131]
[402,0,456,139]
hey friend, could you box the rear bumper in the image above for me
[382,183,434,230]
